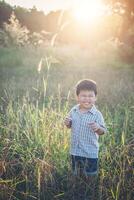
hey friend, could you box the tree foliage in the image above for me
[2,12,29,46]
[0,0,134,47]
[103,0,134,39]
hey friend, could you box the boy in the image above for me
[64,79,107,199]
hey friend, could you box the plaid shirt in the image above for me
[69,104,106,158]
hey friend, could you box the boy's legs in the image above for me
[71,156,85,199]
[70,155,98,199]
[83,157,98,199]
[82,174,97,199]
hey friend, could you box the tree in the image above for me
[103,0,134,42]
[0,0,12,27]
[3,12,29,46]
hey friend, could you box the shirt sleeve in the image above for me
[96,111,107,133]
[67,106,75,119]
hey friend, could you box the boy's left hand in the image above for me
[88,122,100,132]
[88,122,105,135]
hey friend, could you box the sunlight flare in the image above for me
[73,0,105,24]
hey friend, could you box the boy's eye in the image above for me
[81,95,93,98]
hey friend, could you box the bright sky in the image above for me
[6,0,106,25]
[6,0,73,13]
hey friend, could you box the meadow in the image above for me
[0,43,134,200]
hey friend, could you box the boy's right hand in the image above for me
[64,117,72,128]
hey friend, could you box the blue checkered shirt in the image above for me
[68,104,106,158]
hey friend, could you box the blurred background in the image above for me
[0,1,134,200]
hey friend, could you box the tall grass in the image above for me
[0,44,134,199]
[0,93,133,200]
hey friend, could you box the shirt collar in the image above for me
[73,104,97,115]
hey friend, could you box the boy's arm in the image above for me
[96,111,107,135]
[64,110,72,129]
[89,122,106,135]
[89,111,107,135]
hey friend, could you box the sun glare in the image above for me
[73,0,104,24]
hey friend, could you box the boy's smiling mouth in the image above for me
[83,102,93,107]
[83,102,91,105]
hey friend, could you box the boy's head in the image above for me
[75,79,97,109]
[76,79,97,96]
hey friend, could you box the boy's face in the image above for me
[76,90,97,109]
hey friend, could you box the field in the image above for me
[0,44,134,200]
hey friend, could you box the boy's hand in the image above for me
[88,122,105,135]
[64,117,72,128]
[89,122,100,132]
